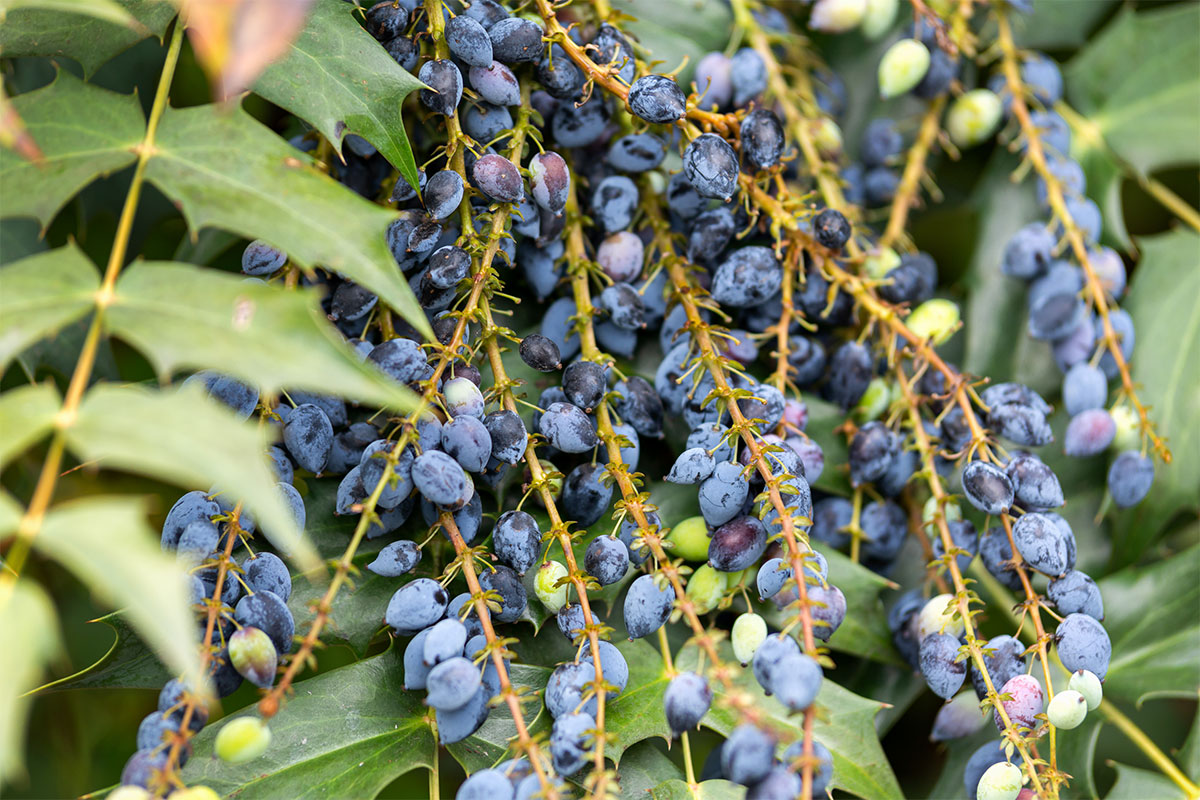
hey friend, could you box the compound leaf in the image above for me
[0,581,60,787]
[66,383,319,571]
[108,260,418,412]
[597,639,672,761]
[617,741,684,799]
[678,641,902,800]
[1105,762,1186,800]
[254,0,423,189]
[0,0,175,76]
[34,612,172,692]
[650,779,743,800]
[0,71,144,228]
[1109,230,1200,565]
[144,103,431,339]
[33,496,204,690]
[0,243,101,372]
[0,382,60,469]
[181,646,436,798]
[1065,5,1200,250]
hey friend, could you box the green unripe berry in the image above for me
[109,788,151,800]
[878,39,931,99]
[533,459,563,508]
[808,0,868,33]
[669,516,711,561]
[731,612,768,665]
[977,761,1024,800]
[229,626,278,689]
[1068,669,1103,711]
[923,496,962,526]
[864,246,901,280]
[535,560,569,612]
[1047,689,1088,729]
[854,377,892,422]
[723,567,750,590]
[215,716,272,764]
[813,117,844,158]
[917,593,964,640]
[860,0,899,39]
[908,298,960,345]
[948,89,1003,148]
[1108,405,1139,454]
[686,564,725,615]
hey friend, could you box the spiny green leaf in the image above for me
[0,242,100,370]
[0,71,143,228]
[1104,762,1187,800]
[678,640,903,800]
[1065,5,1200,250]
[650,778,743,800]
[0,382,60,469]
[0,581,60,787]
[108,260,418,412]
[32,495,204,690]
[1109,230,1200,566]
[143,102,432,339]
[763,547,899,665]
[599,639,672,761]
[253,0,423,189]
[181,646,437,798]
[615,740,684,799]
[66,383,319,572]
[0,0,174,76]
[0,0,140,27]
[31,612,171,692]
[1098,544,1199,705]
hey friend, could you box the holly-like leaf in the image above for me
[763,547,899,666]
[1109,230,1200,566]
[1065,5,1200,250]
[598,639,672,761]
[616,740,684,799]
[677,641,903,800]
[1105,762,1187,800]
[1097,544,1200,705]
[253,0,423,189]
[0,382,60,468]
[1012,0,1118,50]
[610,0,732,85]
[108,260,418,412]
[181,646,437,798]
[143,102,432,339]
[0,581,60,787]
[0,243,101,370]
[33,612,172,692]
[651,779,743,800]
[66,383,319,571]
[0,0,175,76]
[32,495,205,690]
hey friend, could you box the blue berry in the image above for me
[629,74,686,123]
[412,451,474,509]
[386,578,449,635]
[961,461,1015,515]
[607,133,666,172]
[1012,512,1075,577]
[367,539,422,577]
[539,402,597,453]
[663,672,712,733]
[698,461,750,527]
[584,536,628,586]
[1055,613,1111,679]
[920,632,965,699]
[419,60,463,116]
[479,565,527,623]
[721,723,775,786]
[623,574,674,639]
[711,246,783,308]
[730,48,766,106]
[1064,408,1115,457]
[591,175,639,233]
[234,590,295,655]
[549,711,594,776]
[683,133,739,200]
[488,17,543,64]
[1107,450,1154,508]
[708,515,767,572]
[1063,364,1107,415]
[1048,570,1104,620]
[245,552,291,601]
[562,462,612,527]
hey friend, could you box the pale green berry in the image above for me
[948,89,1003,148]
[908,298,961,345]
[864,246,901,280]
[918,593,964,640]
[854,377,892,422]
[1047,690,1088,730]
[686,564,726,615]
[229,626,278,689]
[809,0,868,33]
[535,560,569,613]
[215,716,272,764]
[1108,405,1139,454]
[731,612,768,665]
[109,788,151,800]
[977,761,1024,800]
[669,516,711,562]
[860,0,899,39]
[879,39,931,99]
[923,496,962,526]
[813,117,844,158]
[723,567,750,590]
[533,459,563,508]
[1068,669,1103,711]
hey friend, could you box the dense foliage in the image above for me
[1,0,1197,799]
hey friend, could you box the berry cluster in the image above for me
[107,1,1170,798]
